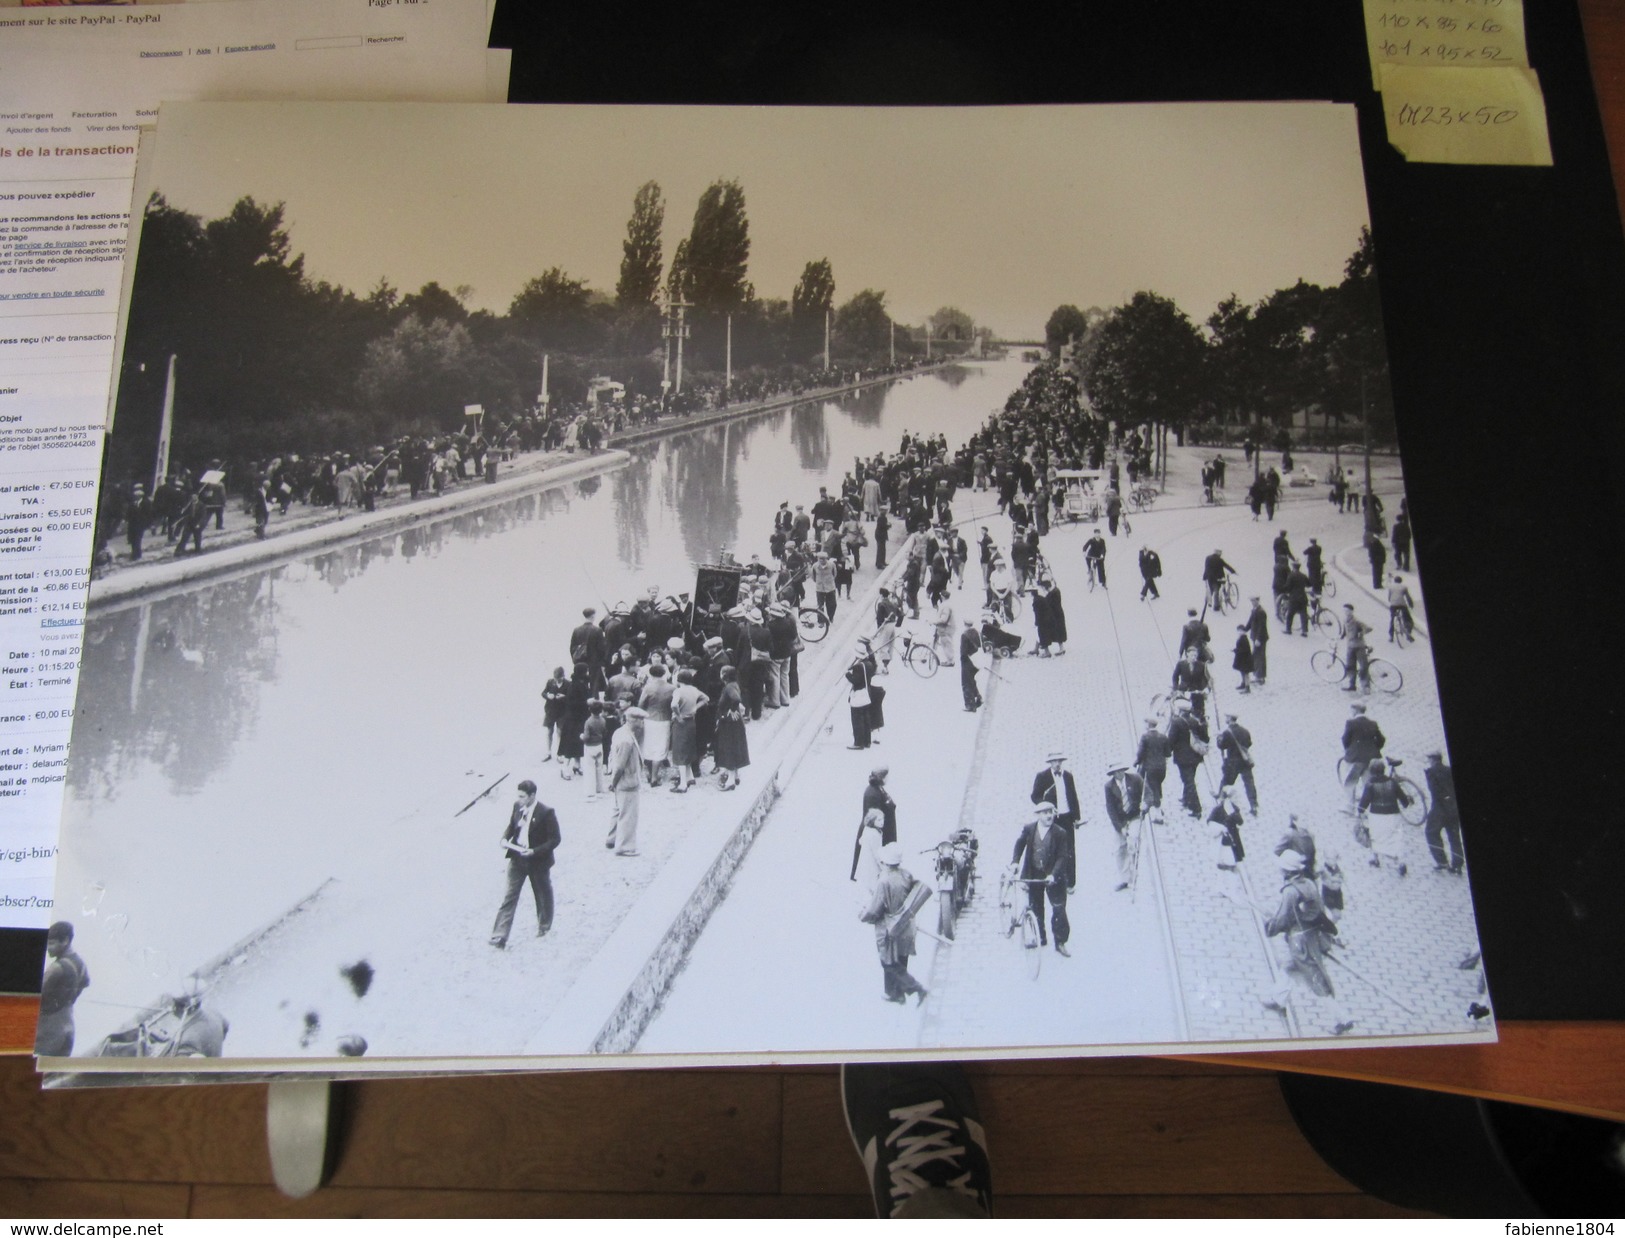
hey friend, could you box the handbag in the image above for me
[1353,819,1372,848]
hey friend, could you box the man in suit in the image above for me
[1010,802,1071,956]
[1103,762,1147,891]
[1340,701,1385,807]
[959,617,983,711]
[1030,752,1080,891]
[606,707,646,856]
[489,780,563,948]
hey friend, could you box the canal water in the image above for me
[59,356,1033,1025]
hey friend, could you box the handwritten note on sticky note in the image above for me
[1363,0,1528,91]
[1378,64,1552,165]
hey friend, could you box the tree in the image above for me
[1045,304,1089,358]
[790,259,835,361]
[400,281,467,324]
[1319,227,1394,436]
[1082,292,1206,435]
[834,289,891,360]
[616,181,665,309]
[929,306,975,341]
[682,179,751,313]
[508,267,596,352]
[357,313,482,431]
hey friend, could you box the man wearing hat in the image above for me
[1245,595,1270,683]
[1216,712,1259,817]
[1104,762,1147,890]
[860,842,930,1004]
[1340,604,1373,692]
[126,483,154,561]
[1262,850,1354,1036]
[606,707,646,856]
[1340,701,1385,807]
[1168,701,1210,819]
[1030,752,1080,891]
[1135,718,1170,820]
[1011,802,1071,955]
[959,618,983,711]
[1423,751,1463,875]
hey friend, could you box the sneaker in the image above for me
[841,1062,993,1219]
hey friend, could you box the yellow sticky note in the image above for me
[1378,64,1551,165]
[1363,0,1529,91]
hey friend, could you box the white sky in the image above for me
[146,100,1373,340]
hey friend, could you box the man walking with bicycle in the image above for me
[1387,575,1416,643]
[1010,802,1071,957]
[1203,548,1237,613]
[1340,604,1373,692]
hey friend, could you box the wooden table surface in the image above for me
[2,0,1622,1129]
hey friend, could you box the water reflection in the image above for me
[69,360,1029,817]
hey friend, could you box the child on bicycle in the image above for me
[1386,575,1416,642]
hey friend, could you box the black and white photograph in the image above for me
[46,99,1491,1072]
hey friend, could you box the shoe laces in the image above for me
[873,1100,987,1216]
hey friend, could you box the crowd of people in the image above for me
[90,357,942,572]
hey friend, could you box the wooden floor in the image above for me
[0,1055,1427,1218]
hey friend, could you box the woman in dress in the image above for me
[846,640,877,749]
[638,662,674,784]
[713,666,749,791]
[556,662,591,780]
[668,669,709,792]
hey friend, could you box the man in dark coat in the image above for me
[489,780,562,948]
[1367,530,1388,589]
[1424,751,1464,874]
[1340,702,1386,806]
[1135,717,1170,818]
[1011,802,1071,955]
[1168,703,1209,819]
[1245,596,1271,683]
[1216,711,1259,816]
[1104,763,1146,890]
[1304,538,1325,593]
[570,608,606,672]
[1138,545,1162,600]
[958,618,983,711]
[1030,752,1080,890]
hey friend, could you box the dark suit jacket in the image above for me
[1011,820,1067,884]
[504,799,561,869]
[1030,769,1080,825]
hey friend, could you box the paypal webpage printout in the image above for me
[0,0,495,978]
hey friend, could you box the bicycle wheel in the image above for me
[1314,609,1344,640]
[1223,580,1240,610]
[1020,908,1043,980]
[1311,648,1345,684]
[1370,658,1403,694]
[1004,592,1024,621]
[1336,756,1356,788]
[1391,615,1414,649]
[1321,576,1337,599]
[906,642,940,679]
[1397,776,1429,826]
[797,607,828,643]
[1275,595,1290,624]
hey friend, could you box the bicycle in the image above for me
[1276,591,1343,639]
[796,605,829,643]
[897,621,941,678]
[1388,606,1416,649]
[1208,575,1240,613]
[1085,554,1106,592]
[1311,642,1403,694]
[989,587,1023,623]
[1128,484,1158,512]
[1336,755,1429,826]
[997,871,1045,980]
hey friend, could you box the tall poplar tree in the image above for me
[616,181,665,309]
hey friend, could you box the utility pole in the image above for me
[889,320,895,366]
[153,353,177,491]
[725,313,732,394]
[926,321,932,359]
[823,308,831,370]
[662,291,692,395]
